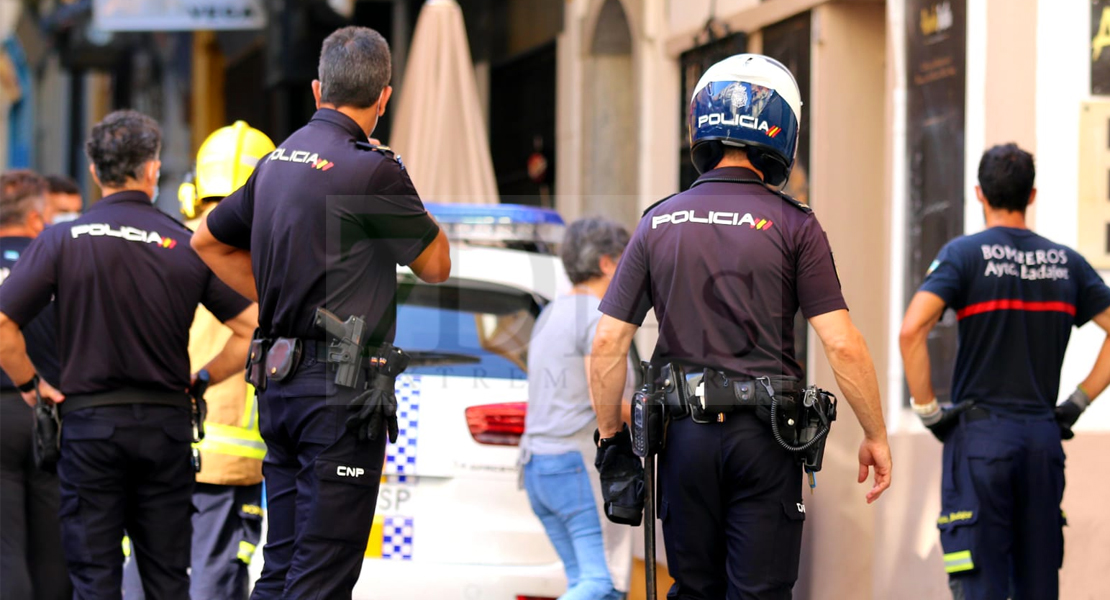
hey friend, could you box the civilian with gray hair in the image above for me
[521,217,634,600]
[0,170,70,600]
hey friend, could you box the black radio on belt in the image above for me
[631,362,666,458]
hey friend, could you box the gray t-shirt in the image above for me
[523,293,606,455]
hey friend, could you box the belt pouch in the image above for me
[700,370,738,415]
[246,338,269,390]
[265,339,302,383]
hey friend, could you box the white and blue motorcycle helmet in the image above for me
[688,54,802,186]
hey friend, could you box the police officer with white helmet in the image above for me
[589,54,893,598]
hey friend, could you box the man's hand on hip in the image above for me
[1055,387,1090,440]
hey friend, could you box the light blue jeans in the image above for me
[523,451,622,600]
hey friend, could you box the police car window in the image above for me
[395,280,539,380]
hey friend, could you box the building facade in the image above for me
[3,0,1108,597]
[552,0,1110,597]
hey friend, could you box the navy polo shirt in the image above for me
[600,167,847,379]
[0,237,60,389]
[0,191,252,395]
[205,108,440,344]
[920,227,1110,416]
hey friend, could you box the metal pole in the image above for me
[644,453,657,600]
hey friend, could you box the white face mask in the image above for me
[151,169,161,204]
[50,212,80,224]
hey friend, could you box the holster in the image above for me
[265,338,303,383]
[33,399,61,474]
[245,335,269,390]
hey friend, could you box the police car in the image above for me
[352,204,571,599]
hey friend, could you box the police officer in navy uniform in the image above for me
[901,143,1110,600]
[0,170,70,600]
[191,26,450,600]
[588,55,892,598]
[0,110,258,599]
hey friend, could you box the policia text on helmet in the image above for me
[688,54,802,187]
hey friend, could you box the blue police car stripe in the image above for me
[381,516,415,560]
[385,375,421,483]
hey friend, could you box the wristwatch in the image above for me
[17,374,39,393]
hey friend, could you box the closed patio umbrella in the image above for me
[390,0,498,204]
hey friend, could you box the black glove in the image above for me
[1055,387,1090,441]
[918,400,974,442]
[346,344,410,443]
[594,425,645,526]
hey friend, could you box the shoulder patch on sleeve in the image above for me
[355,142,406,171]
[775,190,812,214]
[156,211,193,233]
[642,193,679,218]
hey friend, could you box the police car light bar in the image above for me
[425,203,565,249]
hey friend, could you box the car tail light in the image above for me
[466,402,527,446]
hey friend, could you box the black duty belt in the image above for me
[58,387,191,418]
[965,405,991,423]
[659,363,802,423]
[295,339,330,361]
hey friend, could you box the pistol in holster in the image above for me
[32,388,61,474]
[631,362,667,458]
[189,370,210,473]
[314,308,369,388]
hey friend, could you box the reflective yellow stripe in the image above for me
[237,540,256,564]
[194,423,267,460]
[365,514,386,558]
[122,536,131,558]
[242,385,258,431]
[242,504,264,518]
[944,550,975,573]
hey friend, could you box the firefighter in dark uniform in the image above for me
[191,26,451,600]
[0,170,70,600]
[900,143,1110,600]
[0,110,257,600]
[588,55,893,599]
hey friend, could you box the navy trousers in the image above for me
[249,352,386,600]
[123,482,264,600]
[0,392,71,600]
[58,404,194,600]
[659,410,804,600]
[940,411,1065,600]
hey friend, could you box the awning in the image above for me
[391,0,498,204]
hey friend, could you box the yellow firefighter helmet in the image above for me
[179,121,275,219]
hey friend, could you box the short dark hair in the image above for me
[85,110,162,188]
[1,170,47,226]
[45,174,80,195]
[978,143,1035,213]
[561,217,630,285]
[318,26,392,109]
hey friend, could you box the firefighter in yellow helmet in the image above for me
[123,121,274,600]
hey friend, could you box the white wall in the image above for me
[1035,0,1110,431]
